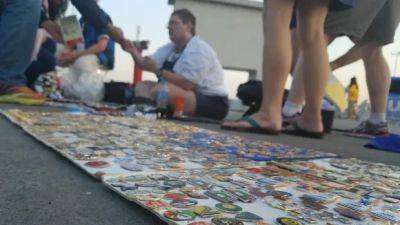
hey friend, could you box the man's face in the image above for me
[168,15,192,42]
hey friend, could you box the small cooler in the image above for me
[387,77,400,122]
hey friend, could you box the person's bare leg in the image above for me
[282,53,305,118]
[284,32,334,117]
[287,53,306,105]
[290,29,300,74]
[296,0,329,133]
[256,0,295,128]
[282,29,304,117]
[360,43,390,122]
[150,82,196,116]
[222,0,295,130]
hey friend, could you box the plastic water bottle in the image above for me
[156,78,169,118]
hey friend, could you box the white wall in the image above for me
[173,0,264,78]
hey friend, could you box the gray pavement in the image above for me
[0,103,399,225]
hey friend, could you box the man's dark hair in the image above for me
[172,9,196,35]
[350,77,358,87]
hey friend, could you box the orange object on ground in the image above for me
[133,49,143,85]
[173,96,185,117]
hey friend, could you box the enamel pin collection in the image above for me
[3,110,399,225]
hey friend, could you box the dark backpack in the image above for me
[103,82,154,105]
[237,80,288,117]
[103,82,134,104]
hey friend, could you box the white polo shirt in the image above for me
[150,36,228,97]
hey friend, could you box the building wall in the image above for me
[173,0,264,79]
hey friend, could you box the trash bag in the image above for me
[58,55,105,102]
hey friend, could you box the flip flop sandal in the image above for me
[221,116,280,135]
[283,122,324,139]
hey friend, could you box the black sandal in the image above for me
[283,122,324,139]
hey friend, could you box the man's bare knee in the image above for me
[135,82,148,93]
[360,43,384,62]
[299,30,325,48]
[135,81,156,99]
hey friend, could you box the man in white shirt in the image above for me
[127,9,229,120]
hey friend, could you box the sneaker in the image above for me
[346,120,390,138]
[0,84,46,105]
[282,112,301,127]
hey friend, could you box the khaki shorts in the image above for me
[325,0,400,45]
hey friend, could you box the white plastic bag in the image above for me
[59,55,105,102]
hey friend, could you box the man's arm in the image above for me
[58,35,110,66]
[129,47,159,72]
[70,0,132,49]
[330,43,363,71]
[158,70,196,91]
[40,0,107,43]
[70,0,108,31]
[39,6,63,42]
[39,8,49,26]
[128,47,195,91]
[75,37,109,58]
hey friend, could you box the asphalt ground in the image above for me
[0,103,399,225]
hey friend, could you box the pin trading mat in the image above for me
[2,110,399,224]
[101,158,400,225]
[1,110,340,178]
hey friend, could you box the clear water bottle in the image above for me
[156,78,169,118]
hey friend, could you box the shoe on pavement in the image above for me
[346,120,390,138]
[282,112,301,127]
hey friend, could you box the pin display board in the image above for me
[2,110,399,225]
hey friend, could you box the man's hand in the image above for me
[123,41,140,57]
[41,20,63,42]
[58,51,79,67]
[105,24,144,55]
[121,39,136,53]
[120,37,159,73]
[143,57,159,73]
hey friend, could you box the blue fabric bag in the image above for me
[366,134,400,153]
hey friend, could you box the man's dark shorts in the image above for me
[325,0,400,45]
[195,92,229,120]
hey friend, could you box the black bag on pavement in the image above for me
[103,82,134,104]
[236,80,288,117]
